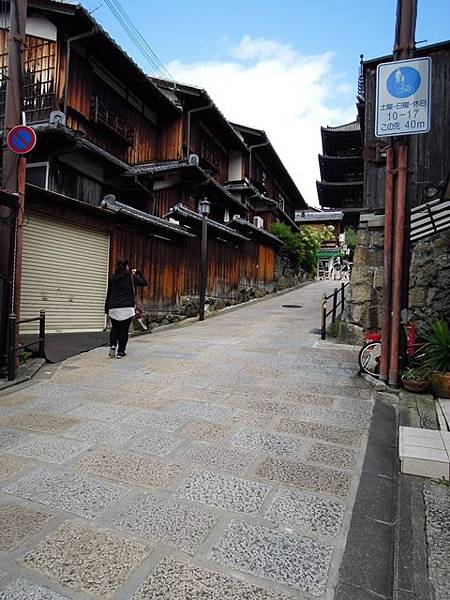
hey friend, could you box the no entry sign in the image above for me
[7,125,37,154]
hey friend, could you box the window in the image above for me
[26,163,49,189]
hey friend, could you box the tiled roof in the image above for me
[228,216,283,246]
[322,120,361,132]
[295,211,344,223]
[165,204,250,242]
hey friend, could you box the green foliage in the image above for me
[271,223,324,274]
[327,317,341,338]
[401,366,431,382]
[422,317,450,373]
[321,225,335,242]
[344,227,358,249]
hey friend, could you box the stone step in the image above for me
[399,426,450,480]
[438,398,450,431]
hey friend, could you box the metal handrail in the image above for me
[7,311,45,381]
[320,282,349,340]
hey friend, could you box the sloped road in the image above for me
[0,280,373,599]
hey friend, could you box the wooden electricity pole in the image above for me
[2,0,27,367]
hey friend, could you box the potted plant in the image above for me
[422,317,450,398]
[401,367,431,393]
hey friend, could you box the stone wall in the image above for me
[339,215,384,344]
[409,230,450,326]
[339,218,450,344]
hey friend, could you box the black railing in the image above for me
[320,282,349,340]
[8,311,45,381]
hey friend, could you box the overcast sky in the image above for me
[81,1,450,206]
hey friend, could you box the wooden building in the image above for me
[361,40,450,211]
[0,0,304,336]
[316,120,363,228]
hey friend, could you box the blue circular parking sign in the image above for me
[386,67,421,98]
[6,125,37,154]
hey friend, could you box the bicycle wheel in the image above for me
[358,341,382,378]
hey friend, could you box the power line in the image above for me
[102,0,173,81]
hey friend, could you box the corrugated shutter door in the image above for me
[20,213,109,333]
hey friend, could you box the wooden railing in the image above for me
[320,282,349,340]
[8,311,45,381]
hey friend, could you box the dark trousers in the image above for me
[110,317,133,353]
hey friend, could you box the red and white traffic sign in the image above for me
[6,125,37,154]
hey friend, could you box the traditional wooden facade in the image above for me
[0,0,301,335]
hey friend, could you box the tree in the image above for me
[271,223,325,275]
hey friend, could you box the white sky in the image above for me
[168,36,356,207]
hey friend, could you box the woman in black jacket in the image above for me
[105,259,147,358]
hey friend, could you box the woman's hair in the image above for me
[115,258,129,274]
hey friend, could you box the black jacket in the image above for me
[105,270,147,313]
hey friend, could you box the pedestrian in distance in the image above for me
[104,258,147,358]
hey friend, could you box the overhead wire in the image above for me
[102,0,174,81]
[108,0,173,80]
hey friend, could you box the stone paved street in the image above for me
[0,281,373,599]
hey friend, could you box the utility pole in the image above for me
[2,0,27,365]
[379,0,417,385]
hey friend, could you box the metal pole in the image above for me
[8,313,16,380]
[198,214,208,321]
[340,282,345,315]
[38,310,45,358]
[387,0,417,386]
[380,146,395,382]
[332,288,338,324]
[321,293,327,340]
[389,144,408,386]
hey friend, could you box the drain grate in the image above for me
[281,304,302,308]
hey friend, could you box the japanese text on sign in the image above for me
[375,57,431,137]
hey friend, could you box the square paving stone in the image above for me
[257,457,350,498]
[121,409,187,432]
[0,429,27,451]
[166,401,233,420]
[0,503,51,552]
[132,557,291,600]
[4,468,128,518]
[231,429,304,458]
[181,420,232,441]
[0,578,69,599]
[75,448,183,488]
[108,493,217,554]
[179,441,256,474]
[307,443,357,471]
[127,429,184,457]
[0,413,80,434]
[265,488,345,537]
[67,402,130,422]
[21,521,149,599]
[299,407,370,431]
[0,456,30,483]
[6,435,91,464]
[276,418,363,447]
[210,519,333,596]
[228,411,274,430]
[171,470,270,514]
[28,397,84,415]
[62,421,135,447]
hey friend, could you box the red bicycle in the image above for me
[358,323,424,378]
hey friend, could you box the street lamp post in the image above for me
[198,198,211,321]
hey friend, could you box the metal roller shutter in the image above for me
[20,213,110,333]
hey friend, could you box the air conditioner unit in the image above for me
[49,110,66,126]
[188,153,199,166]
[253,216,264,229]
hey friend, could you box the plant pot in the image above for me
[401,378,431,393]
[431,371,450,398]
